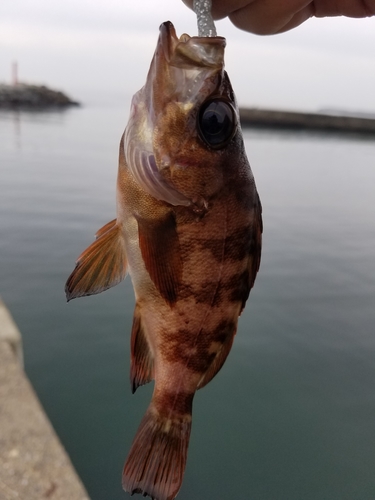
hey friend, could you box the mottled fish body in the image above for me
[66,21,262,500]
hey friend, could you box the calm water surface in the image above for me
[1,106,375,500]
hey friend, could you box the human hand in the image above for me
[182,0,375,35]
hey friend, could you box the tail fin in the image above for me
[122,393,193,500]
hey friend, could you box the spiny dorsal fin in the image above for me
[248,193,263,290]
[136,211,182,305]
[130,303,154,394]
[239,193,263,313]
[65,220,127,301]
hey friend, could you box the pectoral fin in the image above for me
[65,220,127,301]
[136,211,182,305]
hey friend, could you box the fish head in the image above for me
[124,21,243,210]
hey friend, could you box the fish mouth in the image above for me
[159,21,225,70]
[147,21,227,110]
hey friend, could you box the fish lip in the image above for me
[158,20,226,69]
[148,21,227,114]
[159,21,178,62]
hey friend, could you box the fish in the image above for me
[65,20,262,500]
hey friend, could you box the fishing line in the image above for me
[193,0,217,37]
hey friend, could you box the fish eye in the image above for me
[198,99,236,149]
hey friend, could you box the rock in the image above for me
[0,83,80,109]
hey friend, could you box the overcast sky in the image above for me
[1,0,375,112]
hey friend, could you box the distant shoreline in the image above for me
[239,108,375,135]
[0,83,80,109]
[1,87,374,136]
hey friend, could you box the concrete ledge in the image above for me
[0,299,90,500]
[0,298,23,367]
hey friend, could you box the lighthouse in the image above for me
[12,61,18,86]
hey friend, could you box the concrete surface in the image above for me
[0,299,23,367]
[0,299,90,500]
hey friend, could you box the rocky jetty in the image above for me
[0,83,80,109]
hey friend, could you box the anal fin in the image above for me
[65,220,127,301]
[130,303,154,394]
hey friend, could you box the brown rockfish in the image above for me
[65,21,262,500]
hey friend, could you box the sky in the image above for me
[1,0,375,112]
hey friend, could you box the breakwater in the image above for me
[0,83,79,109]
[239,108,375,135]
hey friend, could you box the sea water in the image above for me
[1,106,375,500]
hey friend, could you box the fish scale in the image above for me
[65,21,262,500]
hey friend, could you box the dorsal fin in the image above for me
[65,220,127,301]
[130,303,154,394]
[239,193,263,313]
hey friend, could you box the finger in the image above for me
[181,0,375,34]
[181,0,258,21]
[313,0,375,17]
[182,0,314,33]
[227,0,314,35]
